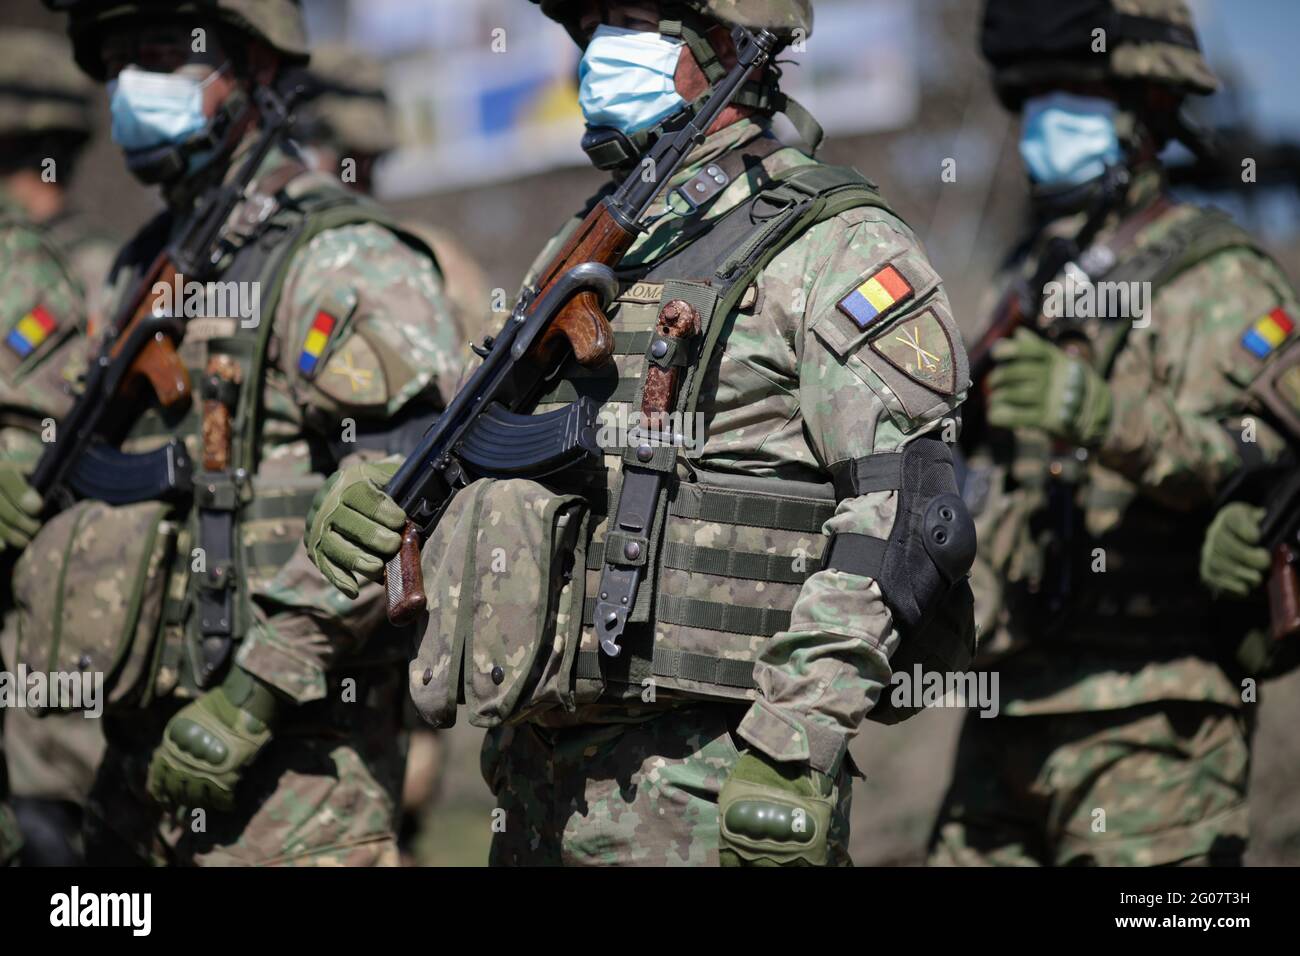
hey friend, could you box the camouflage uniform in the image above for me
[290,42,495,862]
[28,0,464,866]
[929,0,1300,867]
[0,28,111,867]
[405,0,974,866]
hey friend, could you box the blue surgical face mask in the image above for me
[578,25,686,136]
[1018,92,1123,188]
[108,64,225,154]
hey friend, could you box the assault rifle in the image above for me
[30,85,301,507]
[382,27,780,624]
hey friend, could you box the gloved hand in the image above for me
[304,457,405,599]
[0,462,43,555]
[987,328,1113,448]
[718,751,836,867]
[1200,502,1270,598]
[147,666,282,812]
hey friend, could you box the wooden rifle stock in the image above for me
[387,521,428,625]
[1268,542,1300,643]
[113,258,193,411]
[528,201,634,366]
[385,200,632,623]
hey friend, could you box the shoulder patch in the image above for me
[1241,307,1295,360]
[836,263,914,331]
[314,332,389,407]
[5,305,58,359]
[870,307,959,396]
[298,310,339,378]
[1249,338,1300,442]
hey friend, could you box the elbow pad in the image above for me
[827,437,978,723]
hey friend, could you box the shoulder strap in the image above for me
[1091,203,1267,374]
[675,163,897,418]
[226,172,440,474]
[1103,205,1264,292]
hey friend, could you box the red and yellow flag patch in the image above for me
[5,305,57,358]
[1241,307,1295,359]
[298,311,337,377]
[837,264,915,330]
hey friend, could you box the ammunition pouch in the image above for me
[409,478,598,729]
[13,500,177,713]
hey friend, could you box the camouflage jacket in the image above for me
[513,118,970,770]
[0,188,86,468]
[967,168,1300,714]
[17,144,464,705]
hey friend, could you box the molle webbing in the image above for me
[151,171,436,692]
[578,161,894,694]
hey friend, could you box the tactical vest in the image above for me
[529,160,906,706]
[107,166,441,700]
[1013,201,1270,638]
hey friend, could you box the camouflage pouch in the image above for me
[13,499,177,713]
[408,478,589,729]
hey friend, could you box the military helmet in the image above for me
[981,0,1219,108]
[44,0,311,81]
[285,45,397,157]
[532,0,813,46]
[0,29,94,140]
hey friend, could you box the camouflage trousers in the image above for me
[482,704,854,866]
[928,701,1252,866]
[85,668,408,867]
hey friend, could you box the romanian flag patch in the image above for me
[298,311,337,377]
[837,264,915,331]
[5,305,57,358]
[1241,307,1295,359]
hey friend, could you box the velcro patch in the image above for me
[837,264,914,331]
[1241,307,1295,359]
[6,305,57,358]
[869,307,959,396]
[298,311,337,377]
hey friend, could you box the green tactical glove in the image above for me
[1200,502,1270,599]
[304,457,405,599]
[147,666,282,812]
[987,328,1113,448]
[0,461,43,555]
[718,751,837,867]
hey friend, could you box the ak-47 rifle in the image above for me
[382,26,780,624]
[1261,469,1300,643]
[30,85,301,507]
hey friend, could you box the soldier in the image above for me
[8,0,462,865]
[929,0,1300,866]
[304,0,977,866]
[286,42,497,863]
[0,27,118,867]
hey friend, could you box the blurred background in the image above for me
[4,0,1299,865]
